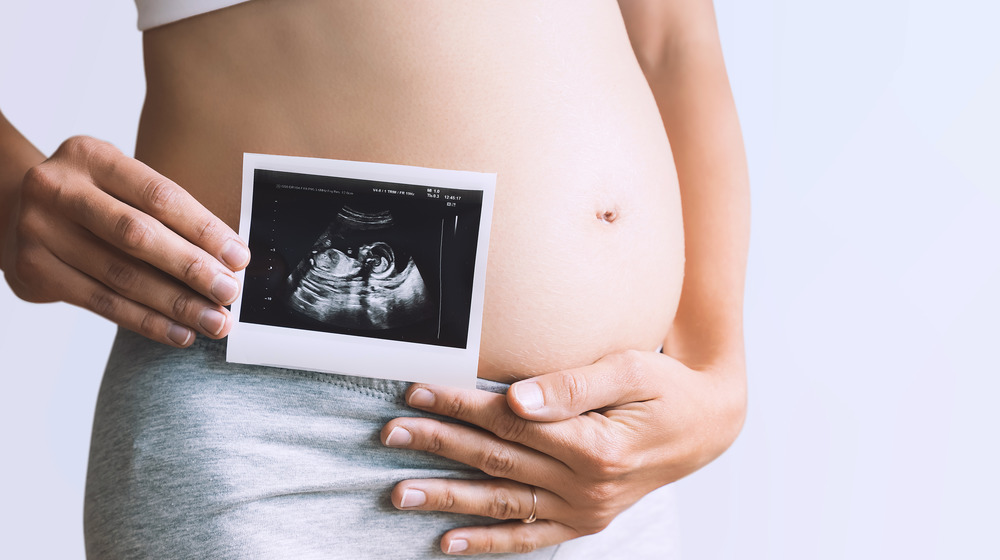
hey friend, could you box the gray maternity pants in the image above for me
[84,328,680,559]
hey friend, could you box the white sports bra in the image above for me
[135,0,253,31]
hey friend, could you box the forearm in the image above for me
[657,55,749,370]
[622,2,750,371]
[656,52,749,449]
[0,110,46,261]
[620,0,750,447]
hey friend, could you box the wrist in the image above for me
[0,179,20,268]
[0,115,45,267]
[655,349,747,464]
[701,360,748,458]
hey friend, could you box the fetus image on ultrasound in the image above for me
[240,168,484,349]
[285,206,433,330]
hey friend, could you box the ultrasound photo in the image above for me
[239,168,484,349]
[285,207,433,330]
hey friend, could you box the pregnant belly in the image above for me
[135,0,685,381]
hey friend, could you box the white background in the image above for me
[1,1,998,558]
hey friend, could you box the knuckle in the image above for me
[480,535,496,554]
[12,213,39,247]
[441,487,457,510]
[58,135,90,157]
[581,481,617,504]
[441,393,467,419]
[615,349,645,383]
[515,534,540,554]
[16,204,56,241]
[103,261,140,292]
[193,217,219,245]
[21,165,48,191]
[88,289,119,318]
[63,136,114,167]
[138,310,161,337]
[115,213,156,251]
[595,506,618,531]
[170,292,195,319]
[486,488,520,520]
[21,164,62,202]
[578,504,617,535]
[587,440,631,480]
[480,442,516,477]
[61,135,93,152]
[12,244,44,282]
[493,412,528,442]
[141,178,179,214]
[424,426,445,454]
[562,370,590,409]
[182,255,208,283]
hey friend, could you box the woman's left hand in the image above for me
[380,349,746,555]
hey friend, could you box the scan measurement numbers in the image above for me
[425,187,463,207]
[372,187,415,196]
[262,197,280,311]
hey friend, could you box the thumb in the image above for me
[506,350,663,421]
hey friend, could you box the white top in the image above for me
[135,0,253,31]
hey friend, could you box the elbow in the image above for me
[717,365,748,456]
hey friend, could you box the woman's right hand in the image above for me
[1,135,249,347]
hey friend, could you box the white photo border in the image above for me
[226,153,496,389]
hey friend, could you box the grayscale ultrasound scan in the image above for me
[239,169,484,349]
[285,206,434,330]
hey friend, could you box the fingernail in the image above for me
[399,488,426,508]
[199,308,227,336]
[384,426,412,447]
[446,539,469,554]
[513,382,544,411]
[167,324,193,346]
[212,274,239,304]
[408,387,435,408]
[221,239,250,269]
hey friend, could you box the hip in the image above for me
[84,328,680,559]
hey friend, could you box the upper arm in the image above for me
[617,0,723,75]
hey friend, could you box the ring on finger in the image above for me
[522,486,538,524]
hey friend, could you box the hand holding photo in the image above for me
[227,154,495,388]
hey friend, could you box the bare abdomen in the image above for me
[136,0,684,381]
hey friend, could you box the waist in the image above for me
[136,111,684,383]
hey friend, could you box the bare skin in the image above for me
[380,1,751,552]
[0,0,748,555]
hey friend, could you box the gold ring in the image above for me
[522,486,538,524]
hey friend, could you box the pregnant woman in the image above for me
[0,1,749,558]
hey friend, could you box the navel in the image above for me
[597,208,619,224]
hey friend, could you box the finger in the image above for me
[506,351,667,421]
[62,180,241,306]
[380,418,572,488]
[391,478,569,523]
[403,384,580,457]
[49,224,233,338]
[39,249,195,347]
[440,521,579,556]
[60,137,250,270]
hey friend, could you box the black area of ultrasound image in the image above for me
[240,169,484,349]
